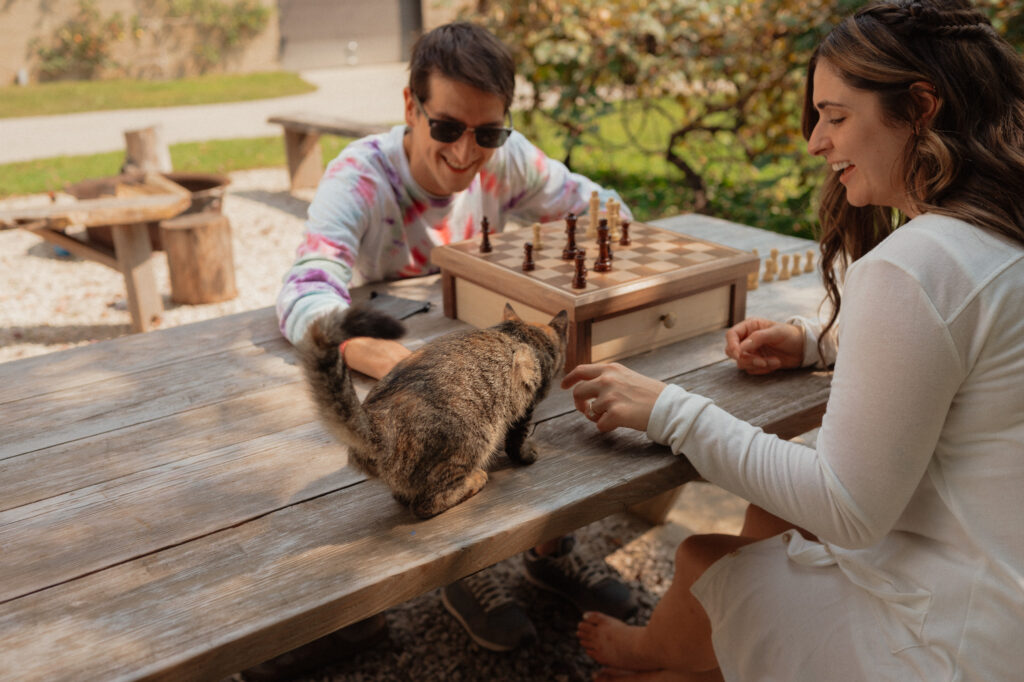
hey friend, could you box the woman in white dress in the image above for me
[565,1,1024,680]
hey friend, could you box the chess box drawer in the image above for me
[451,277,732,369]
[590,285,731,363]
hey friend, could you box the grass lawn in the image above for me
[0,90,820,237]
[0,72,315,119]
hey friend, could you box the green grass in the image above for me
[516,101,822,237]
[0,71,316,119]
[0,95,820,238]
[0,136,356,198]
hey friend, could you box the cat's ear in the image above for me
[502,303,521,322]
[549,309,569,340]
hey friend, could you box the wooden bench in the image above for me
[268,113,391,192]
[0,214,830,680]
[0,175,191,332]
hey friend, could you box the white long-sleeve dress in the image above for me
[647,214,1024,680]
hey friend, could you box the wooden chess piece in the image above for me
[762,257,775,283]
[597,218,613,260]
[587,190,600,238]
[607,198,620,241]
[748,248,759,290]
[532,222,543,250]
[594,223,612,272]
[790,252,801,276]
[480,216,492,253]
[779,254,791,281]
[522,242,535,271]
[562,213,578,260]
[572,249,587,289]
[619,219,631,246]
[805,249,815,273]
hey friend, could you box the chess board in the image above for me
[431,218,759,370]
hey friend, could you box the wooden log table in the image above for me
[0,174,191,333]
[0,214,830,681]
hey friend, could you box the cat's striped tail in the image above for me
[298,306,405,475]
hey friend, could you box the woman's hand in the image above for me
[342,337,412,380]
[724,317,805,375]
[561,363,667,433]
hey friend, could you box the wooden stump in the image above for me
[123,126,173,174]
[160,212,237,304]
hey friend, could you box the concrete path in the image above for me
[0,63,409,164]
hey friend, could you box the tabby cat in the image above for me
[300,303,568,518]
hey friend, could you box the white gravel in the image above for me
[0,168,308,363]
[1,167,753,681]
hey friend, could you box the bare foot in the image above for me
[578,612,659,671]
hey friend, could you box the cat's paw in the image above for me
[512,439,539,465]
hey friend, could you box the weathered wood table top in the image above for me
[0,214,831,681]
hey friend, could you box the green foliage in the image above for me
[466,0,856,232]
[0,136,354,199]
[31,0,127,82]
[159,0,272,72]
[0,72,315,119]
[30,0,272,82]
[468,0,1023,236]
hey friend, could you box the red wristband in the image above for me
[338,339,351,362]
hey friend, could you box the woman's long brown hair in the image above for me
[802,0,1024,349]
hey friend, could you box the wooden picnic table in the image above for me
[0,214,831,681]
[0,173,191,333]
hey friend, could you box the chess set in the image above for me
[431,197,760,371]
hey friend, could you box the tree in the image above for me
[466,0,1024,230]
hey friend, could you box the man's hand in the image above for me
[724,317,804,375]
[342,337,412,380]
[561,363,667,433]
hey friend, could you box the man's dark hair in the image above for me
[408,22,515,112]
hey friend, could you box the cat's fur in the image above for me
[300,303,568,518]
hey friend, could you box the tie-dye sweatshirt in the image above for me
[277,124,631,344]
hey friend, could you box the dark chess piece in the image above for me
[619,219,631,246]
[572,249,587,289]
[522,241,535,271]
[562,213,578,260]
[598,217,613,260]
[594,223,612,272]
[480,216,492,253]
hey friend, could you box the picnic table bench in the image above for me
[0,214,831,681]
[268,113,391,191]
[0,174,192,333]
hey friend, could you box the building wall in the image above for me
[0,0,280,85]
[278,0,422,69]
[0,0,478,84]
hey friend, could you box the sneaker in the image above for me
[441,570,537,652]
[522,535,638,620]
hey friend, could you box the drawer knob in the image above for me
[660,312,678,329]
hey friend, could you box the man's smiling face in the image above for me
[403,73,507,197]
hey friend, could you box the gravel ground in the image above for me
[0,168,308,363]
[1,168,750,681]
[222,483,748,682]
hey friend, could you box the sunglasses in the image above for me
[413,94,513,149]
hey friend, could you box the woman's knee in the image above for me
[675,534,746,584]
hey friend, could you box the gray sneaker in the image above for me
[522,536,638,620]
[441,570,537,652]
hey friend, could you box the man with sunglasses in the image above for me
[275,22,635,656]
